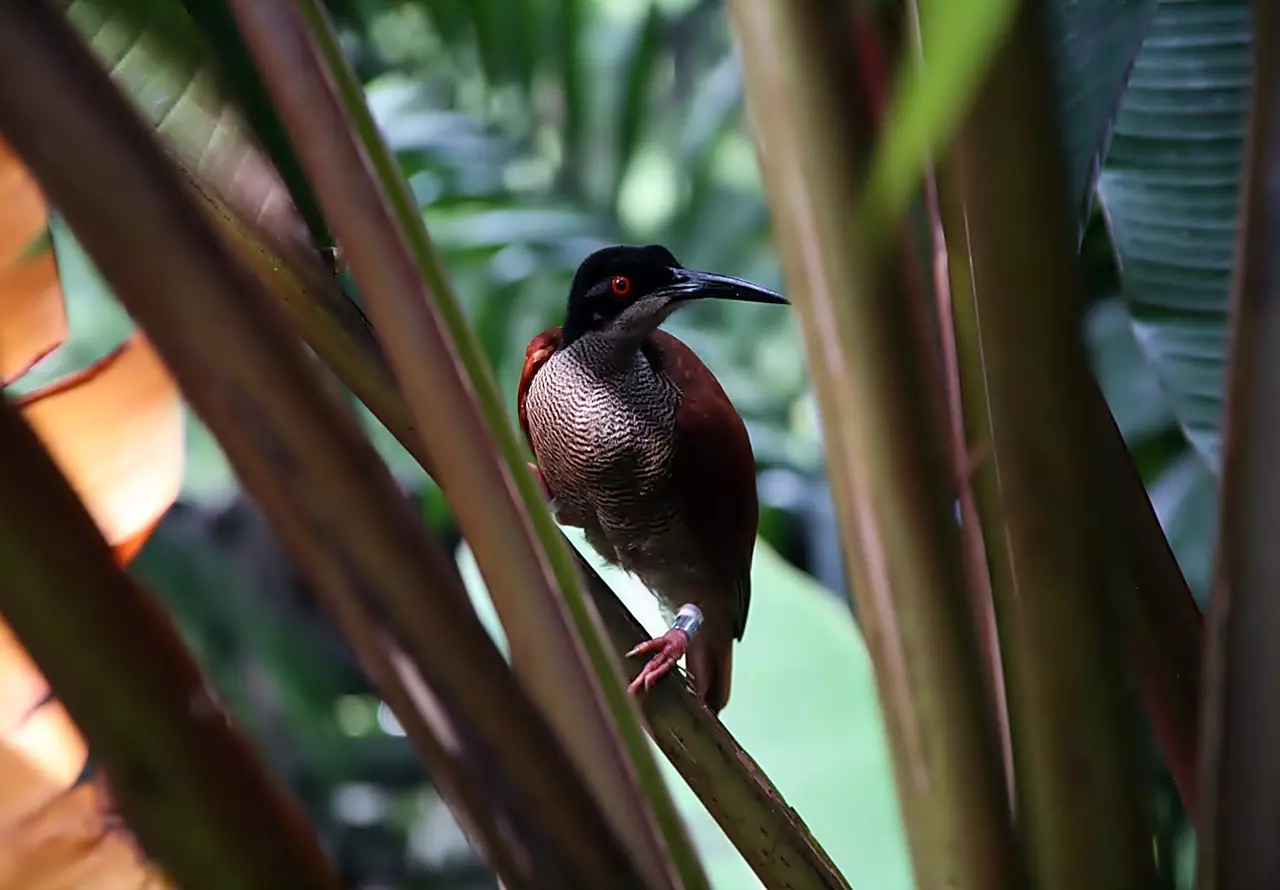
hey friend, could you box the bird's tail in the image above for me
[689,634,733,716]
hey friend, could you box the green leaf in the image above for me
[557,0,587,185]
[1149,449,1217,607]
[415,0,469,46]
[613,4,665,200]
[469,0,535,92]
[1098,0,1251,471]
[1086,297,1178,443]
[457,535,914,890]
[1046,0,1158,222]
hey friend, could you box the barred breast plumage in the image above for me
[523,334,707,604]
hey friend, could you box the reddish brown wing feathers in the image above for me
[517,327,563,453]
[650,330,757,641]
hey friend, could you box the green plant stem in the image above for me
[220,3,699,886]
[1197,1,1280,885]
[0,397,344,890]
[931,165,1016,801]
[0,6,645,887]
[936,2,1154,887]
[725,3,1023,890]
[900,0,1015,797]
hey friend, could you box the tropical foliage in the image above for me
[0,0,1266,888]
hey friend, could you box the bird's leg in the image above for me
[626,603,703,695]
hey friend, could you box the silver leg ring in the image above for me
[671,603,704,641]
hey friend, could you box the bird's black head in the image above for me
[560,244,788,345]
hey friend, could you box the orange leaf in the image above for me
[0,148,181,890]
[0,331,184,887]
[0,138,46,266]
[0,616,46,738]
[0,696,87,830]
[0,620,169,890]
[0,138,67,385]
[17,335,184,554]
[0,783,169,890]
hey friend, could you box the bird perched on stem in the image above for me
[517,245,788,715]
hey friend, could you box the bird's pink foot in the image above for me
[626,628,690,695]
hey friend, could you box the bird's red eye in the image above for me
[611,276,631,295]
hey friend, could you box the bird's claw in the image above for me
[626,628,690,695]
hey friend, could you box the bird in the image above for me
[517,244,788,715]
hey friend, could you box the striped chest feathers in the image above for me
[524,338,681,514]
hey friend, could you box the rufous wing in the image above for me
[649,330,758,642]
[517,327,567,513]
[517,327,563,454]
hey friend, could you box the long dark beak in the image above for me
[663,268,789,305]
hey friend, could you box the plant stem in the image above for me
[901,0,1015,799]
[726,3,1023,889]
[1197,0,1280,884]
[937,1,1154,886]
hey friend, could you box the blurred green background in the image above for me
[25,0,1225,886]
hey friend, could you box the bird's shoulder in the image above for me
[518,327,563,448]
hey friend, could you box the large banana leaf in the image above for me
[1099,0,1248,474]
[1097,0,1250,599]
[1047,0,1158,221]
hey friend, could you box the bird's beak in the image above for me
[662,268,789,306]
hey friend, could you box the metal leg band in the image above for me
[671,603,703,641]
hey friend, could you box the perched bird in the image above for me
[517,245,788,715]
